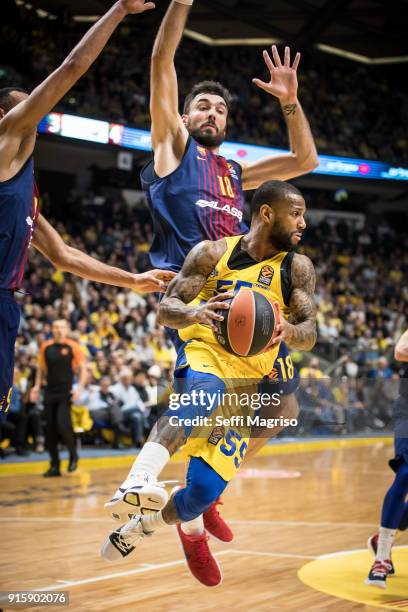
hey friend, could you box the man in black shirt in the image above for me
[31,319,87,476]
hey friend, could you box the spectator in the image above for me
[88,376,124,449]
[110,368,146,448]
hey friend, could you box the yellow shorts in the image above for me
[176,341,270,481]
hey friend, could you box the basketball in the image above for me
[213,288,280,357]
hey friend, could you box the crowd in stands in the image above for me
[0,189,406,457]
[1,3,407,163]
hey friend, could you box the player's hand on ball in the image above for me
[118,0,156,15]
[192,292,234,331]
[270,301,288,346]
[252,45,300,104]
[133,270,176,293]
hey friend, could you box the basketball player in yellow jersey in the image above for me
[101,180,317,584]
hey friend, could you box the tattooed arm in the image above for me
[274,253,317,351]
[157,239,232,330]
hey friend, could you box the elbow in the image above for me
[62,57,87,78]
[151,49,171,68]
[156,306,166,327]
[307,332,318,351]
[395,348,408,362]
[298,153,319,173]
[51,245,71,271]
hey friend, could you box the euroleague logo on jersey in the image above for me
[195,199,243,222]
[257,265,274,287]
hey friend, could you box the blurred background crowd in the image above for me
[0,1,407,460]
[1,189,406,457]
[1,3,407,163]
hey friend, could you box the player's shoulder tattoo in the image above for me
[291,253,316,294]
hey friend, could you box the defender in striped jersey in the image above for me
[106,0,319,587]
[0,0,174,423]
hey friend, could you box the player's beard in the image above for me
[188,124,225,148]
[270,221,297,252]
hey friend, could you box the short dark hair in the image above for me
[251,180,303,215]
[0,87,27,112]
[183,80,232,114]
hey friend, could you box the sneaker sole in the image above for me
[364,578,386,589]
[105,487,169,522]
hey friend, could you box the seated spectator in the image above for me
[110,368,146,448]
[7,383,29,456]
[88,376,124,449]
[299,357,325,380]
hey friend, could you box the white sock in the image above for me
[141,511,168,533]
[376,527,396,561]
[180,514,204,536]
[122,442,170,488]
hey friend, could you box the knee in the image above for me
[174,480,218,522]
[396,464,408,490]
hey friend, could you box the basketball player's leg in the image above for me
[0,296,20,424]
[366,396,408,588]
[244,342,300,461]
[104,367,225,521]
[101,455,227,585]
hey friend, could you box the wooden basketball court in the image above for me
[1,439,407,611]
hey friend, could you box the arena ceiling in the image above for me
[20,0,408,63]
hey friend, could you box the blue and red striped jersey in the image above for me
[0,157,39,290]
[140,137,248,272]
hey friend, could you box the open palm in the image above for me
[253,45,300,103]
[119,0,156,14]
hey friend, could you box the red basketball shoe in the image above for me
[203,497,234,542]
[176,523,222,587]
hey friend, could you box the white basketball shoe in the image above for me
[101,516,152,562]
[105,477,169,522]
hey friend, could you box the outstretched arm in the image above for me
[150,0,190,177]
[157,239,232,329]
[241,46,318,190]
[273,253,317,351]
[32,214,175,293]
[0,0,154,141]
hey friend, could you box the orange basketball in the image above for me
[213,288,280,357]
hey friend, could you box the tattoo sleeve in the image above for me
[157,239,225,329]
[285,254,317,351]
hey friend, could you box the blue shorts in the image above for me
[389,395,408,473]
[0,290,20,423]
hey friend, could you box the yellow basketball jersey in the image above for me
[177,235,292,380]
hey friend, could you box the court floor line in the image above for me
[28,549,320,592]
[228,519,378,528]
[231,549,317,560]
[0,517,378,527]
[37,550,235,591]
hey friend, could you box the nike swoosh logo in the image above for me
[147,497,159,504]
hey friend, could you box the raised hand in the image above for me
[252,45,300,105]
[118,0,156,15]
